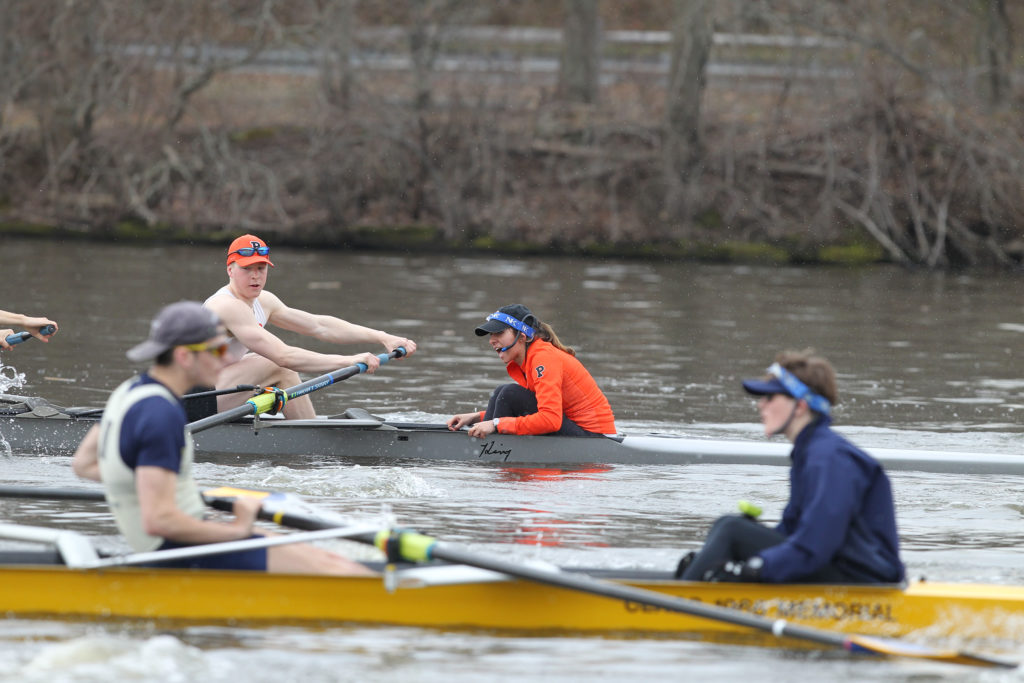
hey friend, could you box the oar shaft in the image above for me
[427,541,847,647]
[282,347,406,402]
[213,497,794,641]
[0,485,105,502]
[183,385,259,401]
[205,495,794,637]
[84,525,378,569]
[221,495,1015,669]
[187,347,407,434]
[212,501,837,645]
[74,385,262,419]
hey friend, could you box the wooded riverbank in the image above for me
[1,2,1022,268]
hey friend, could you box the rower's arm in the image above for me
[137,466,258,544]
[72,425,102,482]
[0,311,58,345]
[0,310,27,326]
[211,296,377,373]
[271,302,417,357]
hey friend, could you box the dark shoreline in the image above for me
[0,221,889,267]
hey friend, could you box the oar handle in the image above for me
[356,346,407,373]
[4,324,56,346]
[278,346,407,404]
[269,346,407,409]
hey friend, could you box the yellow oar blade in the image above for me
[201,486,272,500]
[846,635,1017,669]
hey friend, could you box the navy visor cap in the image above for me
[475,304,536,336]
[741,377,790,397]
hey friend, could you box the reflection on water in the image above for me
[496,466,613,482]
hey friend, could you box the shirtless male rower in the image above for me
[72,301,372,574]
[203,234,417,419]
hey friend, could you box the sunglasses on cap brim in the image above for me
[230,246,270,257]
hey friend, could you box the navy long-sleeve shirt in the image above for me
[758,417,905,583]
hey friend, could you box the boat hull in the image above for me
[1,564,1022,643]
[3,394,1024,473]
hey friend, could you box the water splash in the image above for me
[0,359,26,393]
[0,360,23,456]
[18,633,219,681]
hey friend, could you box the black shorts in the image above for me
[151,535,268,571]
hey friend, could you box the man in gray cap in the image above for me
[72,301,372,574]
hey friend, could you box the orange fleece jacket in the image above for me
[484,338,616,435]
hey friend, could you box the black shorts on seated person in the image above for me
[148,535,268,571]
[483,383,600,437]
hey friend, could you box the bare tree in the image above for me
[662,0,714,233]
[0,2,44,170]
[2,0,1024,268]
[404,0,480,233]
[977,0,1014,109]
[558,0,602,104]
[318,0,356,109]
[0,1,289,230]
[719,0,1023,266]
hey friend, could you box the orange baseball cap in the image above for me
[226,234,274,267]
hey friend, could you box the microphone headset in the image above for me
[497,334,522,353]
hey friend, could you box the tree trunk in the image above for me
[977,0,1013,110]
[558,0,602,104]
[320,0,355,110]
[663,0,714,230]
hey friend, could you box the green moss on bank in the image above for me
[0,220,889,266]
[690,241,791,264]
[817,242,885,265]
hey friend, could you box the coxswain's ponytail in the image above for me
[532,321,576,357]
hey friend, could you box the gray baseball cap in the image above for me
[127,301,221,362]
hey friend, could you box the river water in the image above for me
[2,235,1024,682]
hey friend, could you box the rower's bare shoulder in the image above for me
[258,290,286,315]
[205,294,239,316]
[207,295,255,326]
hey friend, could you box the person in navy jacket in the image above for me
[677,349,905,584]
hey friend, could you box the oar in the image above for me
[186,347,407,434]
[182,385,260,401]
[200,487,1018,670]
[73,385,263,419]
[2,484,1016,668]
[74,524,380,569]
[0,485,105,501]
[4,324,57,346]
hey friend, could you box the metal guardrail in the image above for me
[356,26,844,49]
[110,27,849,82]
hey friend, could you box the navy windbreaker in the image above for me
[758,416,905,583]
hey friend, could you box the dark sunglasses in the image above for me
[230,246,270,257]
[183,341,230,358]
